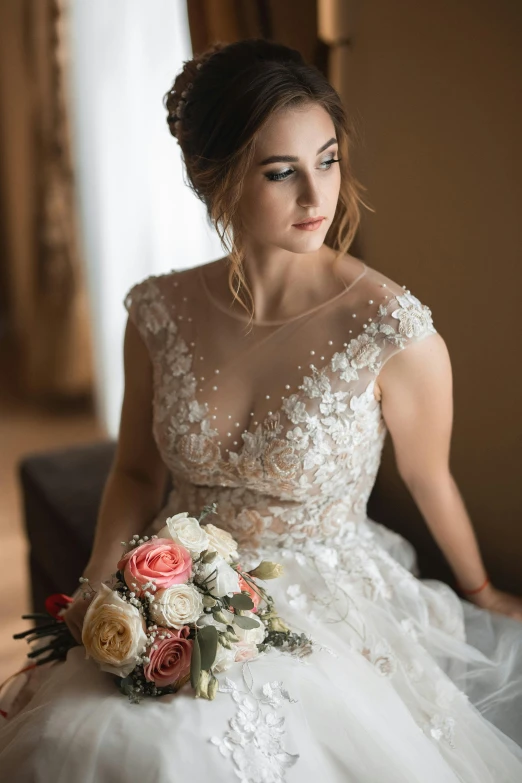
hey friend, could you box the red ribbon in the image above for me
[44,593,74,620]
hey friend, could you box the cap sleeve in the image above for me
[123,274,175,360]
[373,288,438,373]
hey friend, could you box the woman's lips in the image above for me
[292,217,325,231]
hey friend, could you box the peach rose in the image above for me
[81,583,147,678]
[143,626,193,688]
[117,539,192,596]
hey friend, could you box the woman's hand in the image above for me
[467,585,522,623]
[60,580,102,644]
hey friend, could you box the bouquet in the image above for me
[9,504,311,704]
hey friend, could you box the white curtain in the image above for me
[67,0,222,436]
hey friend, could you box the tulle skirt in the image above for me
[1,515,522,783]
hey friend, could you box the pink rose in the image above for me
[117,539,192,596]
[143,626,193,688]
[237,567,260,613]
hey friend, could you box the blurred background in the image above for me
[0,0,521,684]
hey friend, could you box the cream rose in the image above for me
[81,583,147,678]
[150,584,203,629]
[157,512,209,557]
[203,523,239,563]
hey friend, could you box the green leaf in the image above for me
[190,635,201,689]
[233,615,261,630]
[198,625,218,670]
[229,593,254,611]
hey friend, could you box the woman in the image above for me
[1,38,522,782]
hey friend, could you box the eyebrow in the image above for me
[258,137,337,166]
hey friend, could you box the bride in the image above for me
[1,38,522,783]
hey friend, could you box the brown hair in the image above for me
[164,38,372,328]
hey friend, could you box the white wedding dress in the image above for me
[1,257,522,782]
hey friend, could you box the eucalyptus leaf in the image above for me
[233,615,261,630]
[190,635,201,689]
[198,625,218,670]
[229,593,254,611]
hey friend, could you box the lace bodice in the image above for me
[124,258,437,554]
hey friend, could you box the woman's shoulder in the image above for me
[123,260,215,308]
[357,259,437,337]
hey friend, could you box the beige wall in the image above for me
[322,0,522,591]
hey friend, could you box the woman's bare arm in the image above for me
[81,316,169,584]
[376,333,496,603]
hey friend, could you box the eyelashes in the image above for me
[265,156,342,182]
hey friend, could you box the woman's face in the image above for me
[237,102,341,255]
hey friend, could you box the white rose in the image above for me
[150,583,203,629]
[196,557,240,597]
[232,610,266,645]
[157,512,209,557]
[203,523,239,563]
[82,583,147,678]
[213,642,237,673]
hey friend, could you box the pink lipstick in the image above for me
[292,217,326,231]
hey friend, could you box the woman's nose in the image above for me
[297,173,321,208]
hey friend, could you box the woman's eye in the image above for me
[264,156,342,182]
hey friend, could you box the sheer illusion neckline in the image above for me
[198,261,368,326]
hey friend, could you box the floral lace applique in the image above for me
[210,664,300,783]
[422,713,457,749]
[361,638,398,677]
[124,273,436,552]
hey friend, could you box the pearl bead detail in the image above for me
[368,299,374,304]
[352,313,356,318]
[285,384,290,389]
[212,385,218,391]
[227,432,231,437]
[215,369,220,374]
[310,350,315,355]
[266,395,270,399]
[228,414,232,419]
[328,340,333,345]
[212,415,217,419]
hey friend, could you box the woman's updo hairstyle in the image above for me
[164,38,371,325]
